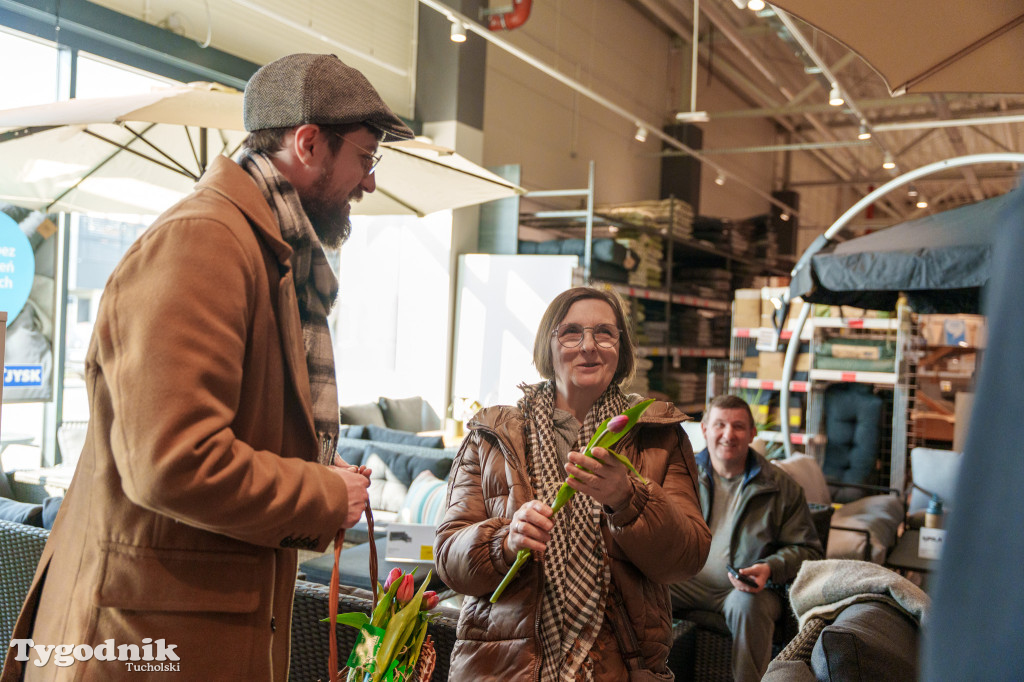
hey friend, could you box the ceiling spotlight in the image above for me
[916,198,929,209]
[714,172,726,186]
[828,82,844,106]
[634,125,648,143]
[779,212,791,222]
[907,184,919,198]
[857,124,871,140]
[450,20,467,43]
[747,0,766,9]
[882,152,896,170]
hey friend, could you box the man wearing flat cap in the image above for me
[3,54,413,681]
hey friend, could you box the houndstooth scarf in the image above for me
[239,150,340,464]
[518,380,629,682]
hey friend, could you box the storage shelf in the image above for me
[757,430,813,445]
[733,327,794,340]
[809,369,898,385]
[811,317,899,330]
[636,346,729,359]
[591,281,730,312]
[731,377,809,392]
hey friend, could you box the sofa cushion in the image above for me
[772,454,832,506]
[828,494,904,563]
[363,424,444,449]
[0,497,43,526]
[365,453,410,514]
[810,602,919,681]
[339,402,387,427]
[378,396,426,432]
[400,471,448,526]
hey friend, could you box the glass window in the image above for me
[0,28,58,109]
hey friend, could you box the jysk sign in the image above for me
[4,365,44,387]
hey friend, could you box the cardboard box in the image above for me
[733,289,761,328]
[795,353,811,372]
[830,343,882,360]
[756,351,785,381]
[741,356,759,373]
[919,314,987,348]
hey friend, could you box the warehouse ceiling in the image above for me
[84,0,1024,238]
[630,0,1024,233]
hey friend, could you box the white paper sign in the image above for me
[755,327,781,352]
[385,523,438,563]
[918,527,946,560]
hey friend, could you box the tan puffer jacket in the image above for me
[434,401,711,681]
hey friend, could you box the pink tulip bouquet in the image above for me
[489,398,655,603]
[327,566,441,682]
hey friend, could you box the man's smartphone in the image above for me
[727,563,758,588]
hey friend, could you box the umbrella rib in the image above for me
[46,122,163,212]
[370,187,426,217]
[118,123,201,179]
[83,127,198,180]
[0,126,61,143]
[905,12,1024,91]
[386,146,520,190]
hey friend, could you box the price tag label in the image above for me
[755,327,781,352]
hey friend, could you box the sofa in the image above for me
[339,396,441,433]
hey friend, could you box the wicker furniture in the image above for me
[0,519,49,675]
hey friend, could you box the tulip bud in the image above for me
[607,414,629,433]
[383,567,403,591]
[396,574,415,604]
[421,591,440,611]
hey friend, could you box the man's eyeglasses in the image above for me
[327,130,382,175]
[552,323,622,348]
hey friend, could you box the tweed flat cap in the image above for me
[244,53,413,141]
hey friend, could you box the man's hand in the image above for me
[329,455,371,528]
[565,446,631,511]
[729,562,771,593]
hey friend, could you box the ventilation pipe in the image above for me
[485,0,532,31]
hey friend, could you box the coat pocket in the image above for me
[95,542,262,613]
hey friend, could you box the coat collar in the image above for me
[695,446,764,488]
[195,155,315,440]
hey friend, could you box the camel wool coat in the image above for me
[2,156,352,681]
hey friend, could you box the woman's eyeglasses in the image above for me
[552,323,622,348]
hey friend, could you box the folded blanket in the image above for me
[789,559,930,630]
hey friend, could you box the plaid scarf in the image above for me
[518,381,629,681]
[239,150,340,464]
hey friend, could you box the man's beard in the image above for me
[299,166,355,250]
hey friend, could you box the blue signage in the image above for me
[0,212,35,328]
[4,365,44,387]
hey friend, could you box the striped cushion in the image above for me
[400,470,448,526]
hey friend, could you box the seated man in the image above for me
[671,394,823,682]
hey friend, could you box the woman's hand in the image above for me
[506,500,554,556]
[565,446,631,511]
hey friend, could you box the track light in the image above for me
[450,20,467,42]
[634,125,648,143]
[916,198,929,209]
[857,124,871,140]
[828,82,844,106]
[882,152,896,170]
[714,172,726,186]
[779,212,790,222]
[747,0,766,9]
[907,184,919,198]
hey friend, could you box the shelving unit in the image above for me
[726,303,913,487]
[516,165,784,414]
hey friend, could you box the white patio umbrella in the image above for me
[0,82,523,217]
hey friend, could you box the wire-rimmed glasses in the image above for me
[552,323,622,348]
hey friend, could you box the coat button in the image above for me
[270,616,276,632]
